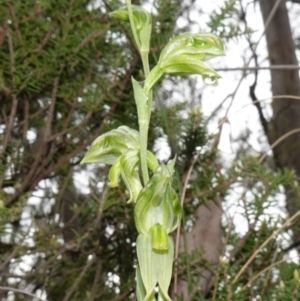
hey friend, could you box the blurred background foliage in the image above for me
[1,0,300,301]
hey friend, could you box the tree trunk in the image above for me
[259,0,300,247]
[176,200,223,299]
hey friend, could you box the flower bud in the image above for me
[110,5,152,52]
[110,5,151,31]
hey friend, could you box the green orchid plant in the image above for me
[81,1,224,300]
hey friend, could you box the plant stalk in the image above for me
[126,0,152,185]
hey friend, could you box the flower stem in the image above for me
[139,51,152,185]
[126,0,152,185]
[126,0,141,50]
[141,50,153,119]
[139,119,150,185]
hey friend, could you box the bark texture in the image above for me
[259,0,300,245]
[177,200,223,298]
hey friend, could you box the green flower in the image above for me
[110,5,152,52]
[80,126,140,164]
[159,32,225,62]
[134,159,181,250]
[109,150,158,203]
[134,159,181,300]
[144,33,225,93]
[81,126,158,203]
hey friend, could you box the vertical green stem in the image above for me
[139,118,150,185]
[126,0,152,185]
[141,51,153,119]
[126,0,141,50]
[132,76,150,186]
[140,51,151,185]
[141,51,150,76]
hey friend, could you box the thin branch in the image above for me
[260,250,279,296]
[173,152,201,299]
[240,2,270,138]
[243,257,287,291]
[214,95,300,134]
[7,1,24,54]
[0,30,18,184]
[232,210,300,284]
[209,0,282,147]
[89,260,103,301]
[13,76,59,199]
[35,22,58,55]
[0,95,18,161]
[109,290,133,301]
[72,31,105,57]
[216,65,300,71]
[259,128,300,164]
[0,26,7,46]
[45,76,59,138]
[22,99,29,141]
[95,180,109,230]
[62,255,96,301]
[0,221,34,272]
[0,286,49,301]
[229,223,256,261]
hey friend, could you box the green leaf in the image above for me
[147,150,159,171]
[132,77,149,123]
